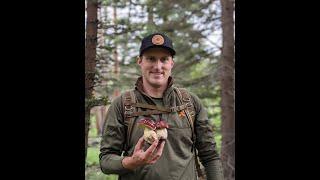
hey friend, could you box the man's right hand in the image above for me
[122,137,165,170]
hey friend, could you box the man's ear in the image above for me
[171,58,174,68]
[137,56,142,65]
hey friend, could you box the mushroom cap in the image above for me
[138,118,156,130]
[156,120,169,129]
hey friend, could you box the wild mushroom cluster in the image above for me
[138,118,169,144]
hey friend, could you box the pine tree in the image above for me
[220,0,235,179]
[85,0,98,159]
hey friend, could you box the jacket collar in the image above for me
[135,76,175,98]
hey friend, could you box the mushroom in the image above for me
[138,119,169,144]
[155,120,169,141]
[138,119,157,144]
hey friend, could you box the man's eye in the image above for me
[161,57,169,63]
[147,57,155,61]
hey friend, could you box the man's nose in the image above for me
[153,59,162,69]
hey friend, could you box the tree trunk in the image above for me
[220,0,235,180]
[85,0,98,160]
[97,5,107,87]
[113,3,120,97]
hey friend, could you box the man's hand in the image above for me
[122,137,165,170]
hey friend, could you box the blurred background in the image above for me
[85,0,234,179]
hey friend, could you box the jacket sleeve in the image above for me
[99,95,132,175]
[190,93,224,180]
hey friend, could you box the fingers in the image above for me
[144,138,159,157]
[131,139,165,166]
[148,141,165,164]
[134,137,145,153]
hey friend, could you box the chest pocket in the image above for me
[166,111,193,150]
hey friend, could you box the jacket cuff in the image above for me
[101,155,133,175]
[112,156,133,174]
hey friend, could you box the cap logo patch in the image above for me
[152,35,165,45]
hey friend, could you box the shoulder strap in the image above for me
[174,87,205,179]
[177,88,196,126]
[123,90,137,152]
[174,87,195,132]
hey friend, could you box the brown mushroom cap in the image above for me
[138,118,156,130]
[156,120,169,129]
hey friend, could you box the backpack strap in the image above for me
[123,90,137,153]
[131,103,188,113]
[132,103,172,112]
[174,87,205,179]
[174,87,195,142]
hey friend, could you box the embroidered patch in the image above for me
[152,34,165,45]
[178,111,185,118]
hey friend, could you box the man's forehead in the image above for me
[142,48,172,56]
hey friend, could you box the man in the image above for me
[99,33,224,180]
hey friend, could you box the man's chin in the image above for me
[149,80,166,88]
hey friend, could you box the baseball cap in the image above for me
[139,33,176,57]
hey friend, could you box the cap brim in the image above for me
[140,45,176,57]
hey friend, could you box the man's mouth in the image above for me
[150,72,164,77]
[150,72,163,75]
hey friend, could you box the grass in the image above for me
[86,165,118,180]
[86,146,118,180]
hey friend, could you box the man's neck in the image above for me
[142,81,167,98]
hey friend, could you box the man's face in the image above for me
[137,48,174,88]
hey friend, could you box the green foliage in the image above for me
[85,96,109,110]
[214,133,222,153]
[87,147,100,166]
[95,0,221,97]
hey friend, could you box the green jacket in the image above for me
[99,77,224,180]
